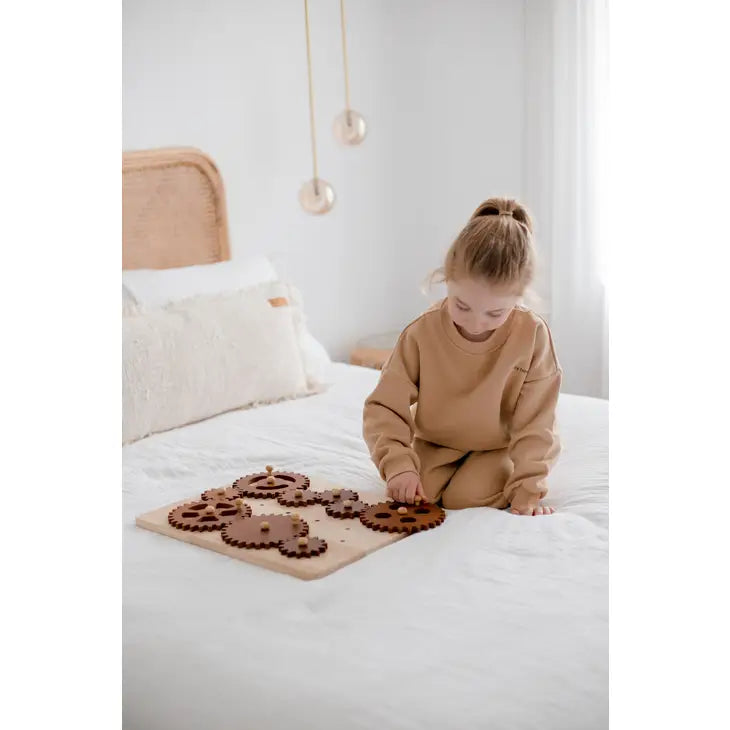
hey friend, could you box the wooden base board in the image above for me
[135,477,403,580]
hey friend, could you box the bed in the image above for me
[122,148,608,730]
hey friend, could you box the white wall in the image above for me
[123,0,526,360]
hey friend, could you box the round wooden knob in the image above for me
[291,513,301,522]
[294,489,303,498]
[260,521,270,531]
[266,476,275,485]
[297,537,308,548]
[343,500,353,509]
[332,488,342,498]
[397,506,408,515]
[265,465,274,474]
[205,505,216,514]
[414,496,422,505]
[234,498,243,507]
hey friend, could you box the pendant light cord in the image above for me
[303,0,319,187]
[339,0,352,113]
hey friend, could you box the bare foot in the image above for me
[510,502,556,516]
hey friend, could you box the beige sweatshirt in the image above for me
[363,300,562,505]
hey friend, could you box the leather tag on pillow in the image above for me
[268,297,289,307]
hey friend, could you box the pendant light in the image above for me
[332,0,367,146]
[298,0,335,214]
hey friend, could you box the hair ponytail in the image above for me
[440,197,536,291]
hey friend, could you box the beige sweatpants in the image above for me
[414,438,513,510]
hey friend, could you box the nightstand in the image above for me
[350,331,400,370]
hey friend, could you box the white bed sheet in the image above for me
[123,363,608,730]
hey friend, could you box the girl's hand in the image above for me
[387,471,428,504]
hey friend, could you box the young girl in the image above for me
[363,198,561,516]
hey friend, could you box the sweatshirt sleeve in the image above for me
[362,326,421,482]
[503,320,562,507]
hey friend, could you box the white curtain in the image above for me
[524,0,609,398]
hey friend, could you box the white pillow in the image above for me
[122,255,277,309]
[122,257,334,391]
[122,285,308,444]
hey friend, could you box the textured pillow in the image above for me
[122,284,308,444]
[123,267,334,391]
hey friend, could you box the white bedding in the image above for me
[123,363,608,730]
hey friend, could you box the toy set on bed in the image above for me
[137,464,446,580]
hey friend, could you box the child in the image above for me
[363,198,561,516]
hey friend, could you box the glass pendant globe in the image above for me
[298,178,335,215]
[333,109,367,146]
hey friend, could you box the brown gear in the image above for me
[221,513,309,549]
[235,470,310,499]
[278,536,328,559]
[359,501,446,535]
[318,488,359,505]
[325,499,368,519]
[201,485,242,502]
[168,501,240,532]
[277,486,321,507]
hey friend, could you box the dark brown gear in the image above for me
[278,536,328,559]
[325,499,368,519]
[318,488,359,505]
[234,468,310,499]
[168,500,240,532]
[359,501,446,534]
[277,486,321,507]
[201,485,242,502]
[221,513,309,549]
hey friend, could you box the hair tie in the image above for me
[499,210,513,217]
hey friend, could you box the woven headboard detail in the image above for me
[122,147,231,270]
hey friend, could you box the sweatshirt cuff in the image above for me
[505,481,547,507]
[381,454,419,483]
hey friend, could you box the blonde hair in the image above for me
[433,197,536,293]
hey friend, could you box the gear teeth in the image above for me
[325,499,368,519]
[319,489,360,505]
[359,502,446,535]
[233,470,310,497]
[278,536,328,559]
[277,487,321,507]
[168,500,235,532]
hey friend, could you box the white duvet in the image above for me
[123,364,608,730]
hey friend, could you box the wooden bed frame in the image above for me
[122,147,231,270]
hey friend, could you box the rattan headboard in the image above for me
[122,147,231,270]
